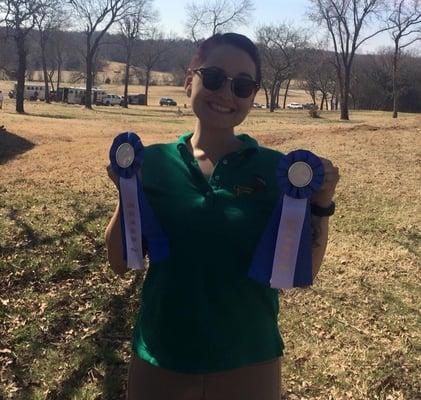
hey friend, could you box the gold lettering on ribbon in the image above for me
[277,216,296,271]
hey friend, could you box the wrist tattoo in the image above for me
[311,215,322,248]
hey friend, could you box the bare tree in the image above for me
[119,0,156,108]
[300,48,337,110]
[387,0,421,118]
[0,29,17,79]
[35,0,65,104]
[68,0,138,109]
[0,0,41,113]
[256,24,307,112]
[49,29,67,99]
[134,29,171,105]
[185,0,254,43]
[172,39,196,85]
[300,67,318,105]
[309,0,390,120]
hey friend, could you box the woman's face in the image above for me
[185,44,257,130]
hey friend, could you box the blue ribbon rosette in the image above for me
[110,132,169,269]
[248,149,324,288]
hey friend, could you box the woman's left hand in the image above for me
[311,157,340,207]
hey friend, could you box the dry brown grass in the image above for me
[0,84,420,399]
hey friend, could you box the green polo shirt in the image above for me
[132,132,284,373]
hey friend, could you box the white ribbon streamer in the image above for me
[119,175,144,269]
[270,195,307,288]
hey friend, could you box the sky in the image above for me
[152,0,395,54]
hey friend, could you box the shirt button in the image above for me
[222,159,228,165]
[214,175,220,181]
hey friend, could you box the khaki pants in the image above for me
[127,353,280,400]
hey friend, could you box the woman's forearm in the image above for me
[105,203,129,275]
[311,214,330,280]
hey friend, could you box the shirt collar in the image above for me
[176,132,259,156]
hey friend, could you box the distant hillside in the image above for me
[27,61,176,86]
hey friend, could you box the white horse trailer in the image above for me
[13,83,46,100]
[57,87,107,105]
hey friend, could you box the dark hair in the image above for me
[189,33,262,86]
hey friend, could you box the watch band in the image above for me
[310,201,335,217]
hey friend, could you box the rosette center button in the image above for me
[288,161,313,188]
[116,143,135,168]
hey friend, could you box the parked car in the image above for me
[302,102,318,110]
[126,94,147,105]
[287,102,303,109]
[159,97,177,106]
[102,94,122,106]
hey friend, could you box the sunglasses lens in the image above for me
[233,78,255,98]
[201,69,225,91]
[197,68,256,98]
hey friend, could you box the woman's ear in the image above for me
[184,71,193,98]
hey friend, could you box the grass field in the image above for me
[0,84,420,400]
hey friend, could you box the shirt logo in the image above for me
[233,175,267,196]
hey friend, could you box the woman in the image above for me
[105,32,339,400]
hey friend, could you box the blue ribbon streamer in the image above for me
[110,132,169,264]
[248,150,324,288]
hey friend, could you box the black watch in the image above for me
[310,201,335,217]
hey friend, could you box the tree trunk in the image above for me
[340,94,349,120]
[269,86,275,112]
[263,87,269,108]
[123,51,131,109]
[269,81,278,112]
[340,69,351,120]
[144,69,151,106]
[311,89,316,105]
[56,58,62,101]
[85,51,93,109]
[15,33,26,114]
[41,37,50,104]
[275,83,281,109]
[351,92,356,109]
[392,40,399,119]
[48,71,55,94]
[320,93,326,110]
[283,78,291,109]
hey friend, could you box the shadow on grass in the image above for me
[2,195,140,399]
[9,275,141,400]
[92,107,183,119]
[45,276,141,400]
[0,202,109,298]
[30,113,75,120]
[0,129,35,165]
[2,204,107,259]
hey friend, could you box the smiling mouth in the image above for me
[208,102,235,114]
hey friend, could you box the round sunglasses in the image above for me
[192,67,259,99]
